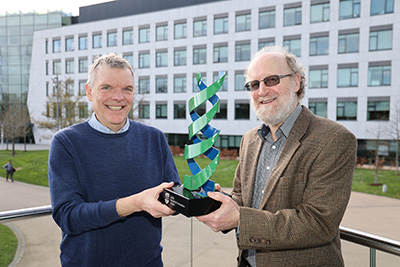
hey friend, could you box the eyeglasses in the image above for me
[244,74,293,91]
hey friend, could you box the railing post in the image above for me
[370,247,376,267]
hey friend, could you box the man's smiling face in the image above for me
[86,65,134,133]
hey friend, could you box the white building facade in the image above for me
[28,0,399,158]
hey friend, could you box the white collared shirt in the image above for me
[88,113,130,134]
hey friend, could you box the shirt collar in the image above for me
[88,113,130,134]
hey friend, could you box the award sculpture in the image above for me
[163,72,226,217]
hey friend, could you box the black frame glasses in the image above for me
[244,73,293,91]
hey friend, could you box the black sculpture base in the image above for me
[162,186,221,217]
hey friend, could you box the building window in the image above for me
[214,15,228,34]
[236,12,251,32]
[213,43,228,63]
[310,2,330,23]
[156,50,168,67]
[309,99,327,118]
[139,27,150,43]
[174,21,187,39]
[339,0,360,19]
[338,31,359,53]
[65,37,74,51]
[107,32,117,47]
[310,35,329,56]
[156,24,168,41]
[368,63,391,86]
[65,59,74,74]
[283,36,301,57]
[193,18,207,37]
[123,54,133,67]
[156,76,168,93]
[235,102,250,120]
[337,100,357,120]
[156,103,168,119]
[371,0,394,16]
[369,27,392,51]
[53,61,61,75]
[213,72,228,91]
[174,49,186,66]
[193,73,206,92]
[139,52,150,69]
[138,77,150,94]
[79,80,86,96]
[79,103,88,119]
[235,72,245,91]
[123,29,133,45]
[284,6,302,26]
[367,99,390,120]
[174,103,186,119]
[193,46,207,65]
[259,38,275,50]
[235,42,250,62]
[45,40,49,54]
[46,61,49,75]
[259,9,275,29]
[79,58,88,73]
[92,33,102,49]
[79,36,88,50]
[174,75,186,93]
[139,103,150,119]
[337,65,358,87]
[215,102,227,119]
[53,39,61,53]
[309,67,328,88]
[65,82,74,96]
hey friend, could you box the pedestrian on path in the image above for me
[3,160,15,182]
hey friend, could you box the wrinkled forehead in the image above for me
[248,53,290,79]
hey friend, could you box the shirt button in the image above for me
[272,145,276,150]
[266,166,270,170]
[262,190,265,194]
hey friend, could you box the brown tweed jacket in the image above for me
[232,106,357,267]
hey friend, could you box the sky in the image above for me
[2,0,113,16]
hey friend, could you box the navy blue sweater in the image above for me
[48,121,180,266]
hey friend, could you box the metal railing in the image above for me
[1,206,400,266]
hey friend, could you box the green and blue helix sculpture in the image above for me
[183,72,226,197]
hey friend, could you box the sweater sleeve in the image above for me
[48,134,122,235]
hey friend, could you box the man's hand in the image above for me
[116,182,175,218]
[196,191,240,232]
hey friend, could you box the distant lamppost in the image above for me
[52,75,60,131]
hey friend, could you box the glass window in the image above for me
[139,104,150,119]
[213,44,228,63]
[79,58,88,73]
[174,76,186,93]
[193,74,206,92]
[283,38,301,57]
[309,68,328,88]
[236,13,251,32]
[284,6,302,26]
[337,67,358,87]
[138,77,150,94]
[79,36,88,50]
[123,29,133,45]
[65,59,74,74]
[193,47,207,65]
[193,19,207,37]
[79,103,88,118]
[235,103,250,120]
[174,103,186,119]
[213,72,228,91]
[367,100,390,120]
[174,49,186,66]
[310,36,329,56]
[259,10,275,29]
[369,29,392,51]
[215,102,227,119]
[53,61,61,75]
[235,72,245,91]
[93,34,102,49]
[259,39,275,50]
[53,39,61,53]
[139,27,150,43]
[123,54,133,67]
[156,25,168,41]
[139,52,150,68]
[79,81,86,96]
[337,101,357,120]
[156,51,168,67]
[309,100,327,117]
[310,3,330,23]
[65,37,74,51]
[235,43,250,62]
[371,0,394,16]
[107,32,117,47]
[214,16,228,34]
[156,103,168,119]
[45,40,49,54]
[338,32,359,53]
[174,22,187,39]
[156,77,168,93]
[339,0,360,20]
[368,65,391,86]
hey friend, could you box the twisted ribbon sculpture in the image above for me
[183,72,226,197]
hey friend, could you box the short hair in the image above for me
[86,53,135,88]
[245,45,306,100]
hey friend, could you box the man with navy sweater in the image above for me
[49,54,180,266]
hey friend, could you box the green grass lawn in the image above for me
[0,224,17,267]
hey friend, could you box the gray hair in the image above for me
[245,45,306,100]
[86,53,135,88]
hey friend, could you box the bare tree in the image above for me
[385,102,400,175]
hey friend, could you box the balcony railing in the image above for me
[1,206,400,266]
